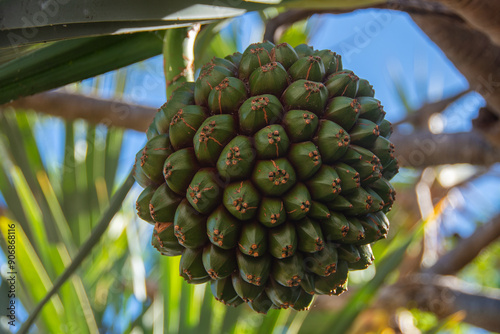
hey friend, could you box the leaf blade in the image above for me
[17,171,135,334]
[0,32,164,104]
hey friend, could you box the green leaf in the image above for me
[85,125,101,227]
[35,171,76,256]
[258,309,283,332]
[161,255,183,334]
[424,311,467,334]
[193,20,237,71]
[277,21,309,47]
[287,310,310,334]
[0,32,164,104]
[221,304,243,334]
[0,159,31,239]
[61,121,78,240]
[82,224,129,287]
[0,112,60,244]
[0,151,55,276]
[197,285,216,334]
[0,0,277,47]
[0,217,63,333]
[179,281,197,334]
[18,171,135,334]
[104,127,124,199]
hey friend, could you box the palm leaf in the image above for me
[0,159,31,239]
[18,171,135,334]
[0,0,277,47]
[0,112,60,244]
[193,19,238,71]
[0,32,164,104]
[0,0,389,105]
[0,217,63,333]
[0,0,280,104]
[61,120,80,241]
[104,127,125,198]
[0,159,96,332]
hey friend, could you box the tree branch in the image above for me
[472,107,500,148]
[264,1,457,43]
[264,9,316,43]
[433,0,500,47]
[410,12,500,115]
[393,89,471,129]
[4,91,500,167]
[263,6,500,121]
[378,274,500,332]
[2,91,157,132]
[392,130,500,167]
[425,214,500,276]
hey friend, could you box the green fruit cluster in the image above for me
[134,42,398,313]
